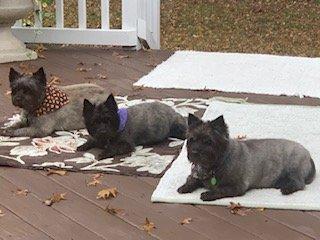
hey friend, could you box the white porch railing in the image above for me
[12,0,160,49]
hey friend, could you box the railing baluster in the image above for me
[56,0,64,28]
[34,2,43,27]
[78,0,87,29]
[101,0,110,29]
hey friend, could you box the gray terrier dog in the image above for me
[178,114,316,201]
[78,94,187,159]
[1,67,109,137]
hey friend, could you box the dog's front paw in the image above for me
[177,184,193,194]
[200,191,219,201]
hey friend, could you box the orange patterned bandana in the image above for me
[35,85,69,117]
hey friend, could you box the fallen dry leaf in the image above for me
[236,134,247,140]
[105,205,124,216]
[87,173,103,186]
[18,63,33,74]
[13,188,29,196]
[180,217,192,225]
[35,43,47,53]
[112,52,129,59]
[97,188,118,200]
[142,218,156,234]
[44,193,67,206]
[256,207,265,212]
[94,62,102,66]
[76,67,92,72]
[97,73,107,79]
[0,209,4,217]
[46,169,67,176]
[228,202,251,216]
[49,75,61,85]
[87,179,101,187]
[146,63,157,67]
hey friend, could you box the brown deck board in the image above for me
[0,168,153,240]
[0,171,104,240]
[97,174,262,240]
[0,46,319,240]
[42,172,212,240]
[141,177,313,240]
[0,204,52,240]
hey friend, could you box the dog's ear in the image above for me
[188,114,202,128]
[210,115,227,133]
[33,67,47,86]
[9,68,21,83]
[104,94,118,112]
[83,99,95,118]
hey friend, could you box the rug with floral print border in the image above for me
[0,96,220,177]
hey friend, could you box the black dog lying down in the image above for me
[78,94,187,159]
[178,114,316,201]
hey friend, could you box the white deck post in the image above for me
[122,0,140,49]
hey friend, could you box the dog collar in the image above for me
[117,108,128,132]
[35,85,69,117]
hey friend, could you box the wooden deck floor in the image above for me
[0,46,320,240]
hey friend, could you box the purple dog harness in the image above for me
[117,108,128,132]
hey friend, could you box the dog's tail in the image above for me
[305,158,316,184]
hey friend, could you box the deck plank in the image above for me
[95,174,262,240]
[40,171,212,240]
[141,177,314,240]
[0,171,104,240]
[0,204,52,240]
[0,47,319,240]
[0,168,153,240]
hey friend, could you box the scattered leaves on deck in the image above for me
[142,218,156,234]
[87,174,103,187]
[228,202,251,216]
[105,205,124,216]
[13,188,29,196]
[180,217,192,225]
[97,188,118,200]
[44,193,67,206]
[46,168,67,176]
[0,210,4,217]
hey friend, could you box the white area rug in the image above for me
[152,101,320,210]
[135,51,320,98]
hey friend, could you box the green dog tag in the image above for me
[210,177,217,186]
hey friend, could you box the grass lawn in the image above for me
[35,0,320,56]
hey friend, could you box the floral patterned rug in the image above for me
[0,96,214,177]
